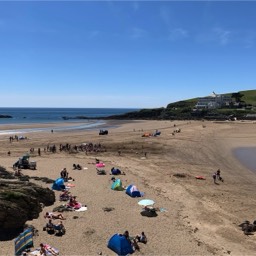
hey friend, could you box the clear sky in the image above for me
[0,1,255,108]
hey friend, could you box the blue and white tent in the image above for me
[126,185,144,198]
[52,178,65,191]
[107,234,134,256]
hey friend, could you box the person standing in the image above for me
[216,169,224,182]
[212,173,217,184]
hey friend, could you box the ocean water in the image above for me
[0,107,138,135]
[233,147,256,172]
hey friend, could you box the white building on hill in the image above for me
[195,92,232,109]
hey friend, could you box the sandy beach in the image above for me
[1,120,256,255]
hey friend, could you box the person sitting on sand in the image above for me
[70,196,78,204]
[122,230,140,251]
[111,167,125,175]
[44,219,55,234]
[14,168,22,177]
[59,190,71,201]
[73,164,77,170]
[77,164,82,170]
[136,232,147,244]
[122,230,130,240]
[67,196,82,209]
[144,205,156,212]
[44,212,66,220]
[60,168,68,181]
[53,220,66,235]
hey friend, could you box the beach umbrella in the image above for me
[138,199,155,206]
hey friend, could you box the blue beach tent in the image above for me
[111,168,122,175]
[52,178,65,191]
[107,234,134,256]
[126,184,143,198]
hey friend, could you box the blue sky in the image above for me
[0,1,255,108]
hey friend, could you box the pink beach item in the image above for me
[66,183,75,187]
[96,162,105,168]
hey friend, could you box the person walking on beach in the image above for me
[216,169,224,182]
[38,148,41,156]
[212,172,217,184]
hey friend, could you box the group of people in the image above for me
[73,164,82,170]
[43,212,66,236]
[122,230,147,252]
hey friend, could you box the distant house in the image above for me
[195,93,232,109]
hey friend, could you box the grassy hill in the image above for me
[106,90,256,120]
[238,90,256,105]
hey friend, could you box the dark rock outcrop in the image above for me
[0,166,55,240]
[0,114,12,118]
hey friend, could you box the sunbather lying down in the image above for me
[24,243,59,256]
[40,243,59,256]
[44,212,66,220]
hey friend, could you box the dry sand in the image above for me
[1,120,256,255]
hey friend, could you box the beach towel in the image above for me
[75,206,88,212]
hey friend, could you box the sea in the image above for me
[0,107,139,136]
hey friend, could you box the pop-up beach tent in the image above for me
[52,178,65,191]
[111,179,123,191]
[126,184,144,198]
[111,168,122,175]
[107,234,134,256]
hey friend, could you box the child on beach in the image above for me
[212,173,217,184]
[216,169,224,182]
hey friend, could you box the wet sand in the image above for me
[233,147,256,173]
